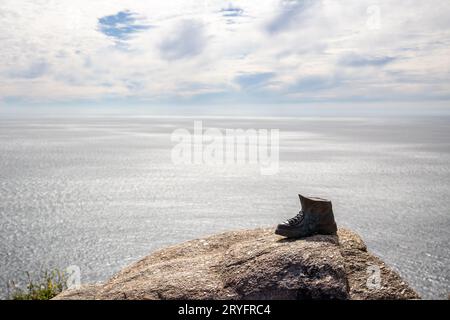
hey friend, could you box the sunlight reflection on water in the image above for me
[0,116,449,299]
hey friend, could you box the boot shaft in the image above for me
[299,194,337,232]
[299,194,333,214]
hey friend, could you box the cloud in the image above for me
[266,0,316,34]
[220,6,244,17]
[10,59,49,79]
[289,75,339,92]
[0,0,449,106]
[220,4,245,24]
[159,20,207,60]
[340,54,396,67]
[235,72,276,90]
[98,10,152,42]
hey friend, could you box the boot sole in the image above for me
[275,227,337,239]
[275,228,311,238]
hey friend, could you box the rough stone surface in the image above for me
[54,228,419,300]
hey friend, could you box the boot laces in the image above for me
[287,211,304,226]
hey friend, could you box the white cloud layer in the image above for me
[1,0,449,105]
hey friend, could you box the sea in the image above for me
[0,113,449,299]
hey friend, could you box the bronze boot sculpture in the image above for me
[275,194,338,238]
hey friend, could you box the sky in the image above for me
[1,0,450,109]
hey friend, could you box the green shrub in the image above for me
[8,269,67,300]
